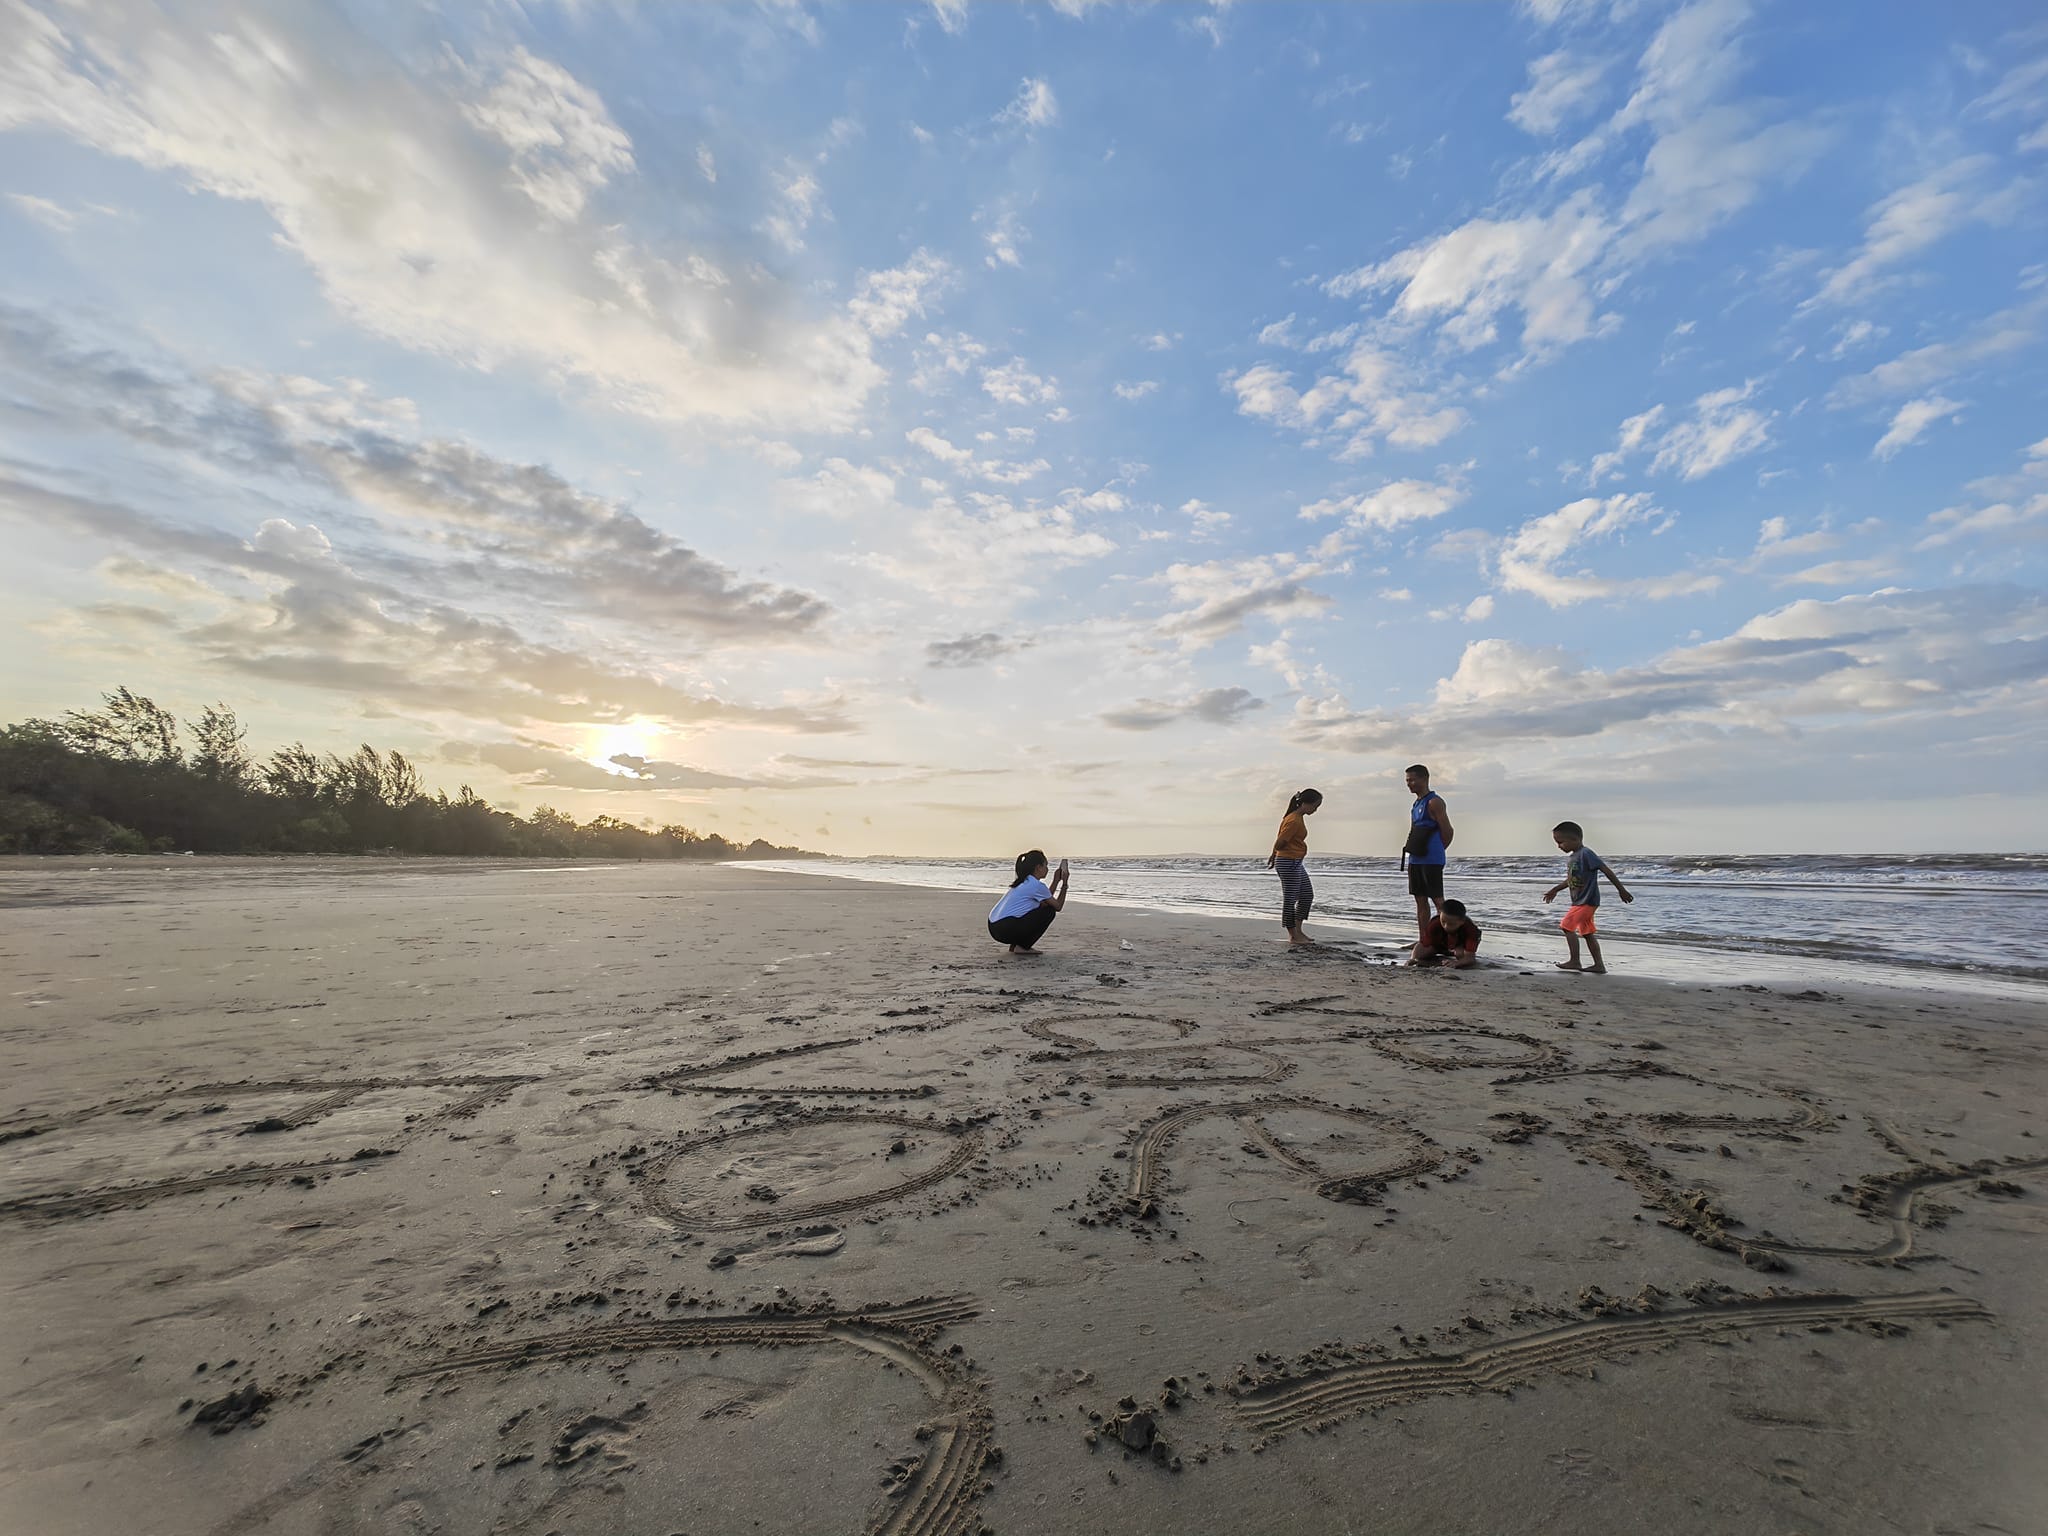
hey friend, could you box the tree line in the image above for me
[0,688,814,861]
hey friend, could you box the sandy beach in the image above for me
[2,856,2044,1535]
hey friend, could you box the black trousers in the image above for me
[989,906,1056,949]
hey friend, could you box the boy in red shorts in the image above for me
[1542,820,1632,974]
[1410,898,1482,968]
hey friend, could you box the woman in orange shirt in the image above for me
[1264,788,1323,946]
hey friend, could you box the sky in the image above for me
[1,0,2044,859]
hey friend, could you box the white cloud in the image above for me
[980,206,1027,268]
[910,330,988,393]
[1806,157,2022,309]
[1326,189,1613,352]
[461,46,634,223]
[997,77,1058,131]
[1140,331,1179,351]
[1101,687,1266,732]
[761,168,822,252]
[782,457,899,521]
[0,7,927,432]
[1178,498,1231,532]
[1647,382,1773,479]
[1918,438,2048,548]
[696,144,716,182]
[1156,550,1340,646]
[1509,50,1610,136]
[1825,318,1888,359]
[1227,342,1465,458]
[1300,586,2047,762]
[1873,394,1964,461]
[981,358,1059,407]
[1829,298,2047,405]
[1464,594,1496,621]
[1114,379,1159,401]
[7,191,76,230]
[1496,493,1715,607]
[1969,47,2048,153]
[1580,383,1771,485]
[846,250,951,338]
[905,425,1047,484]
[1586,404,1666,482]
[1300,476,1467,534]
[905,426,973,468]
[854,486,1116,603]
[929,0,969,35]
[1256,315,1299,347]
[1342,0,1826,374]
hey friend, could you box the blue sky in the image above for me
[2,0,2044,856]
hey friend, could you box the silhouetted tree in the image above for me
[0,687,815,861]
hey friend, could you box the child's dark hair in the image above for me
[1010,850,1047,887]
[1553,820,1583,839]
[1285,788,1324,814]
[1442,898,1466,917]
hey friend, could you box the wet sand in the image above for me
[2,856,2044,1534]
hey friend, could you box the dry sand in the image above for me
[1,856,2044,1535]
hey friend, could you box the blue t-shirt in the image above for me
[990,875,1052,923]
[1566,846,1607,907]
[1410,794,1446,865]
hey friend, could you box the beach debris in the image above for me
[1487,1112,1550,1145]
[190,1383,273,1434]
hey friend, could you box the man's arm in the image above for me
[1429,796,1453,849]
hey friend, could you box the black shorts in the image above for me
[1407,864,1445,902]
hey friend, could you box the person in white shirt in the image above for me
[987,850,1069,955]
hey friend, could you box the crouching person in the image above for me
[1411,898,1481,969]
[989,850,1069,955]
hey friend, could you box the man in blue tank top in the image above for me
[1404,763,1453,943]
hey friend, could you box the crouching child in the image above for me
[1411,898,1482,968]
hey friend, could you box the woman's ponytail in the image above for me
[1011,849,1047,887]
[1285,788,1324,815]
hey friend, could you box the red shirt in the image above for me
[1424,917,1481,954]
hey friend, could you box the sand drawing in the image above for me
[0,1074,531,1221]
[1015,1011,1295,1088]
[1231,1289,1990,1443]
[1491,1060,1828,1142]
[1121,1098,1443,1219]
[1360,1027,1561,1072]
[1736,1118,2048,1264]
[638,1038,937,1099]
[1020,1012,1197,1051]
[1063,1043,1298,1089]
[398,1296,993,1536]
[644,1112,987,1232]
[1567,1116,2046,1272]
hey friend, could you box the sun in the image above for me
[588,720,659,776]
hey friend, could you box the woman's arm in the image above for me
[1046,862,1070,911]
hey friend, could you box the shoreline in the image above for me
[740,856,2048,1003]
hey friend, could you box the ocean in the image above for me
[743,852,2048,996]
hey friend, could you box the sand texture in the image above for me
[2,857,2044,1534]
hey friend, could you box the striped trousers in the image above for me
[1274,858,1313,929]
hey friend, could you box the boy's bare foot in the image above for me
[1555,960,1584,971]
[1586,964,1607,974]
